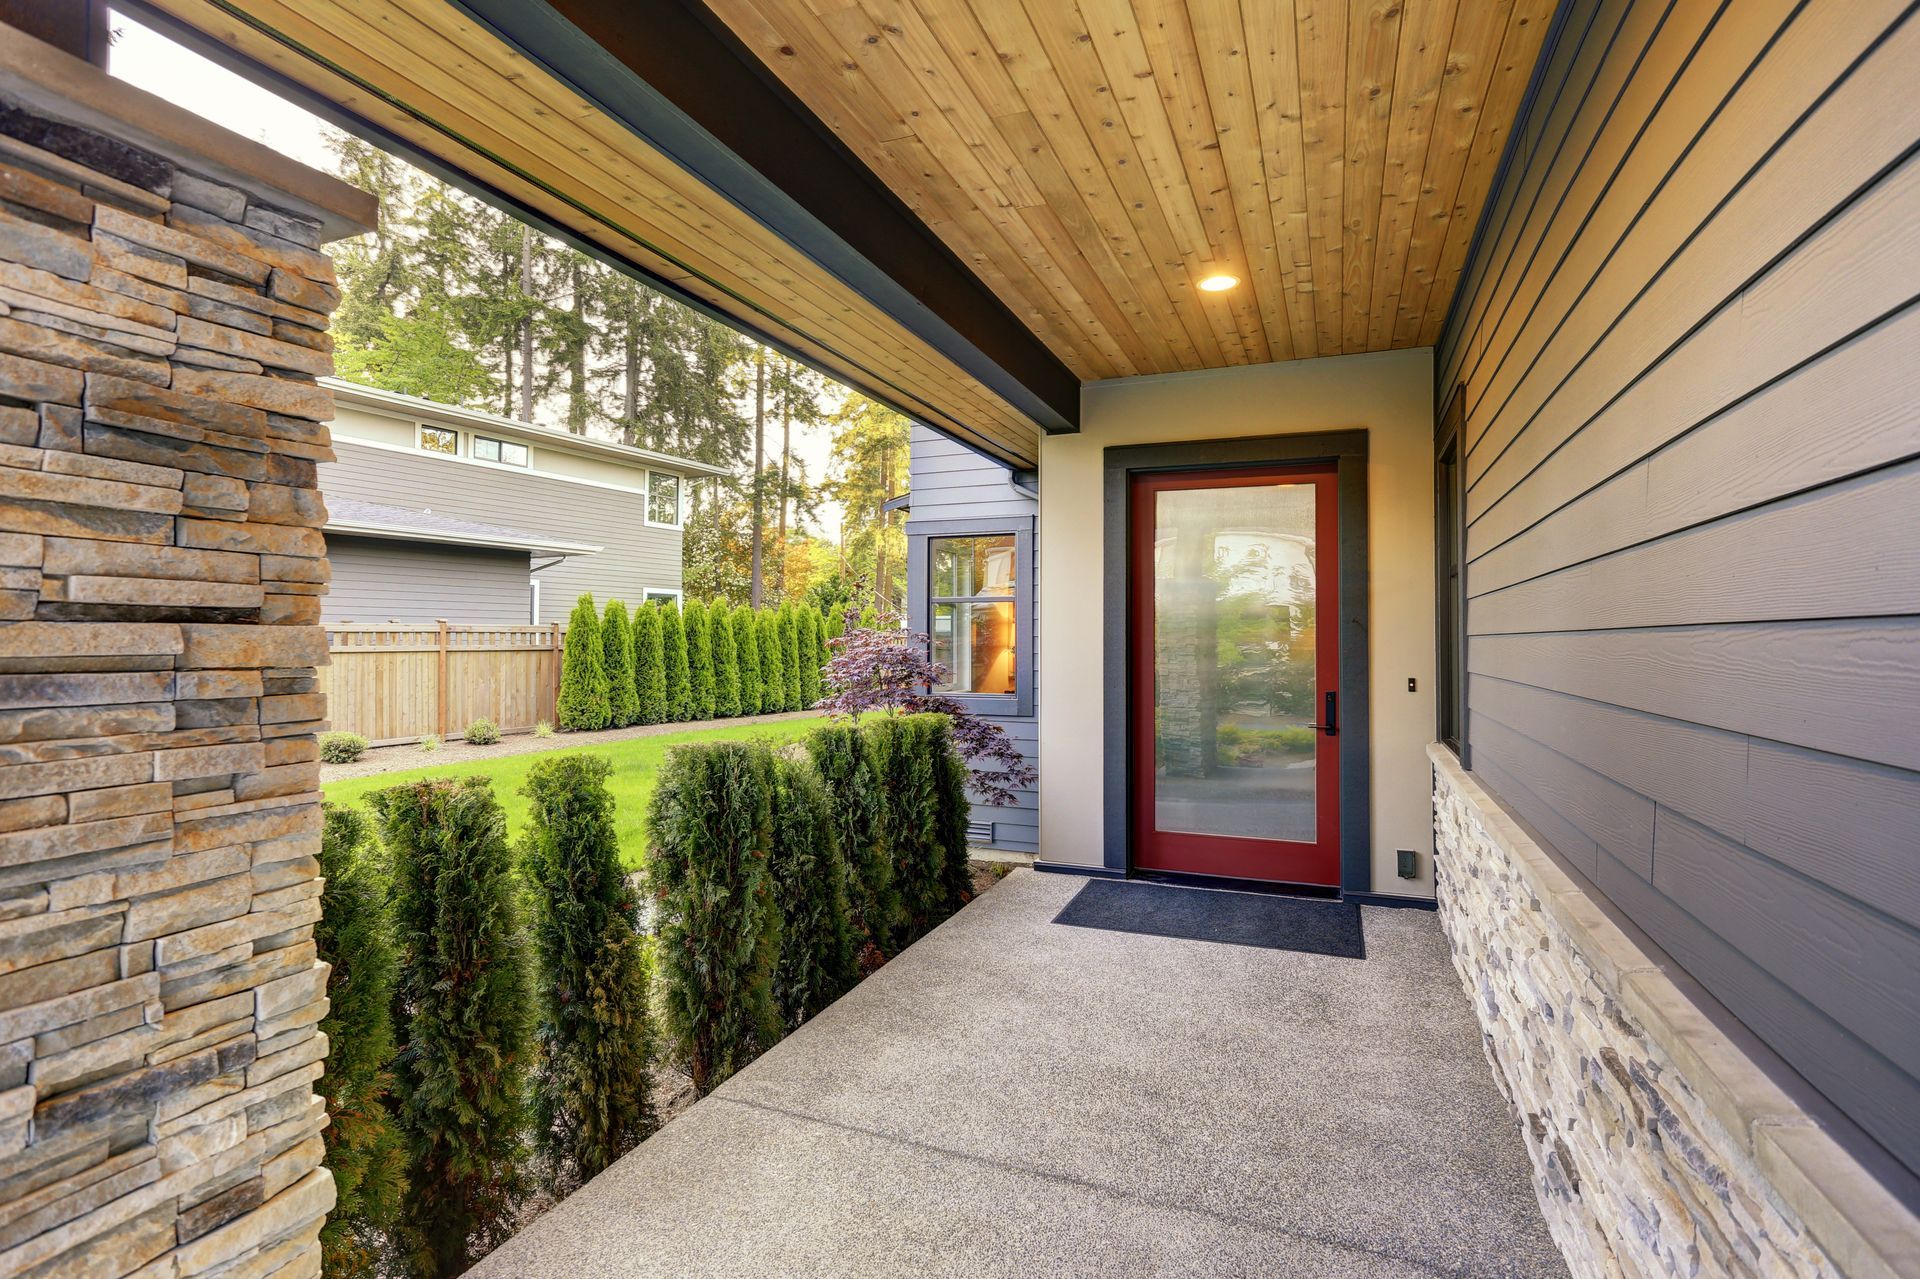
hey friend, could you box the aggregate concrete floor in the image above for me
[469,869,1567,1279]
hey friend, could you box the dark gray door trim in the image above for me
[906,515,1036,719]
[1102,431,1372,893]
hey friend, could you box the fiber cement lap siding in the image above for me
[907,425,1038,853]
[320,439,683,624]
[1437,0,1920,1173]
[323,535,531,625]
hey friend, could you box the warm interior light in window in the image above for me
[1197,273,1239,292]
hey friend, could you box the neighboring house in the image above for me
[902,424,1038,855]
[318,378,727,624]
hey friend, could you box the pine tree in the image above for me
[601,599,638,728]
[684,599,715,721]
[521,755,653,1188]
[733,605,762,716]
[556,594,609,731]
[315,806,403,1279]
[646,742,783,1093]
[780,605,805,711]
[661,602,693,722]
[633,603,668,725]
[758,609,787,714]
[709,603,741,718]
[375,778,531,1278]
[768,754,857,1028]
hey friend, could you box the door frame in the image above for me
[1102,431,1372,894]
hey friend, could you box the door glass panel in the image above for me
[1152,482,1318,842]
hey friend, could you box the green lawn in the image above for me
[322,716,832,870]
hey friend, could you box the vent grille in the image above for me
[966,820,994,845]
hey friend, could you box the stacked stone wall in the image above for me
[1429,747,1917,1279]
[0,91,349,1279]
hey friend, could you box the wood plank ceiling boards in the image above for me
[125,0,1557,456]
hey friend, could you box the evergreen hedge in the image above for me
[757,609,787,714]
[601,599,638,729]
[556,594,609,731]
[732,604,762,717]
[661,602,692,722]
[709,603,741,719]
[521,754,653,1187]
[633,602,667,725]
[805,722,895,954]
[372,778,532,1278]
[683,599,715,721]
[865,714,972,950]
[314,806,403,1279]
[646,741,782,1094]
[780,605,804,711]
[768,751,858,1026]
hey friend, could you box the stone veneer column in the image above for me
[1428,745,1920,1279]
[0,29,372,1279]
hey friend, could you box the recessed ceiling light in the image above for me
[1197,273,1239,293]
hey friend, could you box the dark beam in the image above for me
[452,0,1081,434]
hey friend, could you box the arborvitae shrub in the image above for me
[709,604,741,718]
[758,609,787,714]
[733,605,762,717]
[684,599,715,721]
[768,751,857,1027]
[858,604,878,629]
[520,755,653,1188]
[646,742,782,1093]
[825,606,846,644]
[800,607,825,708]
[556,594,610,731]
[867,713,971,949]
[780,605,804,711]
[600,599,638,728]
[812,608,833,695]
[661,602,692,722]
[633,602,667,725]
[314,806,403,1279]
[805,722,896,955]
[373,777,532,1278]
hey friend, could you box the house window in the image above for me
[647,472,682,527]
[472,435,529,466]
[643,588,683,609]
[419,425,457,455]
[929,534,1017,695]
[1436,388,1467,762]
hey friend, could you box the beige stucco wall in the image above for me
[1037,348,1438,895]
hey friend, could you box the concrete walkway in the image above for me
[471,870,1566,1278]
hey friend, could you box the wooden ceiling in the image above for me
[127,0,1052,466]
[707,0,1555,380]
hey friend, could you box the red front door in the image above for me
[1129,465,1341,886]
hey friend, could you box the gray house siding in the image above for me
[1437,0,1920,1174]
[320,438,684,624]
[905,424,1039,854]
[323,535,531,626]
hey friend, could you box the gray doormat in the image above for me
[1052,879,1365,958]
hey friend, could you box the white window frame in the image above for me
[418,423,459,456]
[472,434,529,467]
[644,470,684,529]
[642,587,684,609]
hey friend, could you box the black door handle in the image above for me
[1307,691,1338,735]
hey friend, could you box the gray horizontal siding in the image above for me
[1439,0,1920,1175]
[322,535,530,626]
[906,424,1039,853]
[320,439,683,624]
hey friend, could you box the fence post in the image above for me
[549,621,563,722]
[436,619,450,738]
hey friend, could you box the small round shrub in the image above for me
[463,718,500,746]
[534,721,556,739]
[319,731,369,764]
[418,734,441,753]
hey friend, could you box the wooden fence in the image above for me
[318,622,563,745]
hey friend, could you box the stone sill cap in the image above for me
[0,22,375,241]
[1427,743,1920,1279]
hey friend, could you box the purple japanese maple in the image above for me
[816,617,1037,807]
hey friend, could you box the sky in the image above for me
[105,8,845,540]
